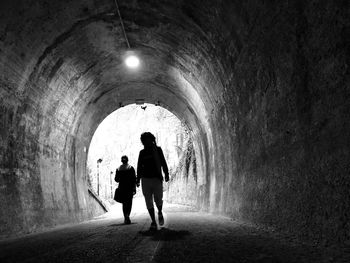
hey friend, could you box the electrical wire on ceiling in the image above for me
[113,0,131,49]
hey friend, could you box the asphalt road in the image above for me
[0,199,348,263]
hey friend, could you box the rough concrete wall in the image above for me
[0,88,105,237]
[208,0,350,245]
[0,13,108,236]
[0,100,44,237]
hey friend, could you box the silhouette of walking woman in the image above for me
[115,155,137,224]
[137,132,169,231]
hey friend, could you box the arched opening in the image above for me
[0,0,228,236]
[86,103,193,206]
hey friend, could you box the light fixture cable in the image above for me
[113,0,131,49]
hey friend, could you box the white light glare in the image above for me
[125,55,140,68]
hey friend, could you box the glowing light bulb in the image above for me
[125,55,140,68]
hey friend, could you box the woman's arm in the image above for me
[136,151,143,185]
[114,169,120,183]
[131,167,137,194]
[158,147,169,181]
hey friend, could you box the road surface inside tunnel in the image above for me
[0,198,348,263]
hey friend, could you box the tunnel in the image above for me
[0,0,349,251]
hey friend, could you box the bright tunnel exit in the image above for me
[86,103,191,202]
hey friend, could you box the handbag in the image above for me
[114,187,123,203]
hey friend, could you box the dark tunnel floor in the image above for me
[0,201,349,263]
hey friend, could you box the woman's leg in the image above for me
[123,198,132,224]
[128,197,133,217]
[153,179,164,225]
[142,178,157,229]
[122,202,128,221]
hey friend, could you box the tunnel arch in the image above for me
[0,0,240,237]
[21,2,231,221]
[0,0,278,235]
[22,6,228,212]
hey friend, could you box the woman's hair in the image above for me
[140,132,156,145]
[121,155,128,162]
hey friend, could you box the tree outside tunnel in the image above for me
[86,103,192,202]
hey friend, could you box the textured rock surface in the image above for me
[0,0,349,246]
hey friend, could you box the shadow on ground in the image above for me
[108,223,138,227]
[139,227,191,241]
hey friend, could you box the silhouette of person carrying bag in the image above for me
[114,155,137,224]
[137,132,169,231]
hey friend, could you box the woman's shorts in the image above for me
[141,177,163,209]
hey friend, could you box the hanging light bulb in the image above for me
[113,0,142,70]
[125,55,140,68]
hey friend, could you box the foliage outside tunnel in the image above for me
[87,104,192,201]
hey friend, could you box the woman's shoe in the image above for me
[158,212,164,226]
[150,222,157,231]
[124,217,131,224]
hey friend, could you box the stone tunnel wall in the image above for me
[0,30,107,237]
[205,0,350,245]
[0,80,106,238]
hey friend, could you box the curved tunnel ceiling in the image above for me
[7,1,237,148]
